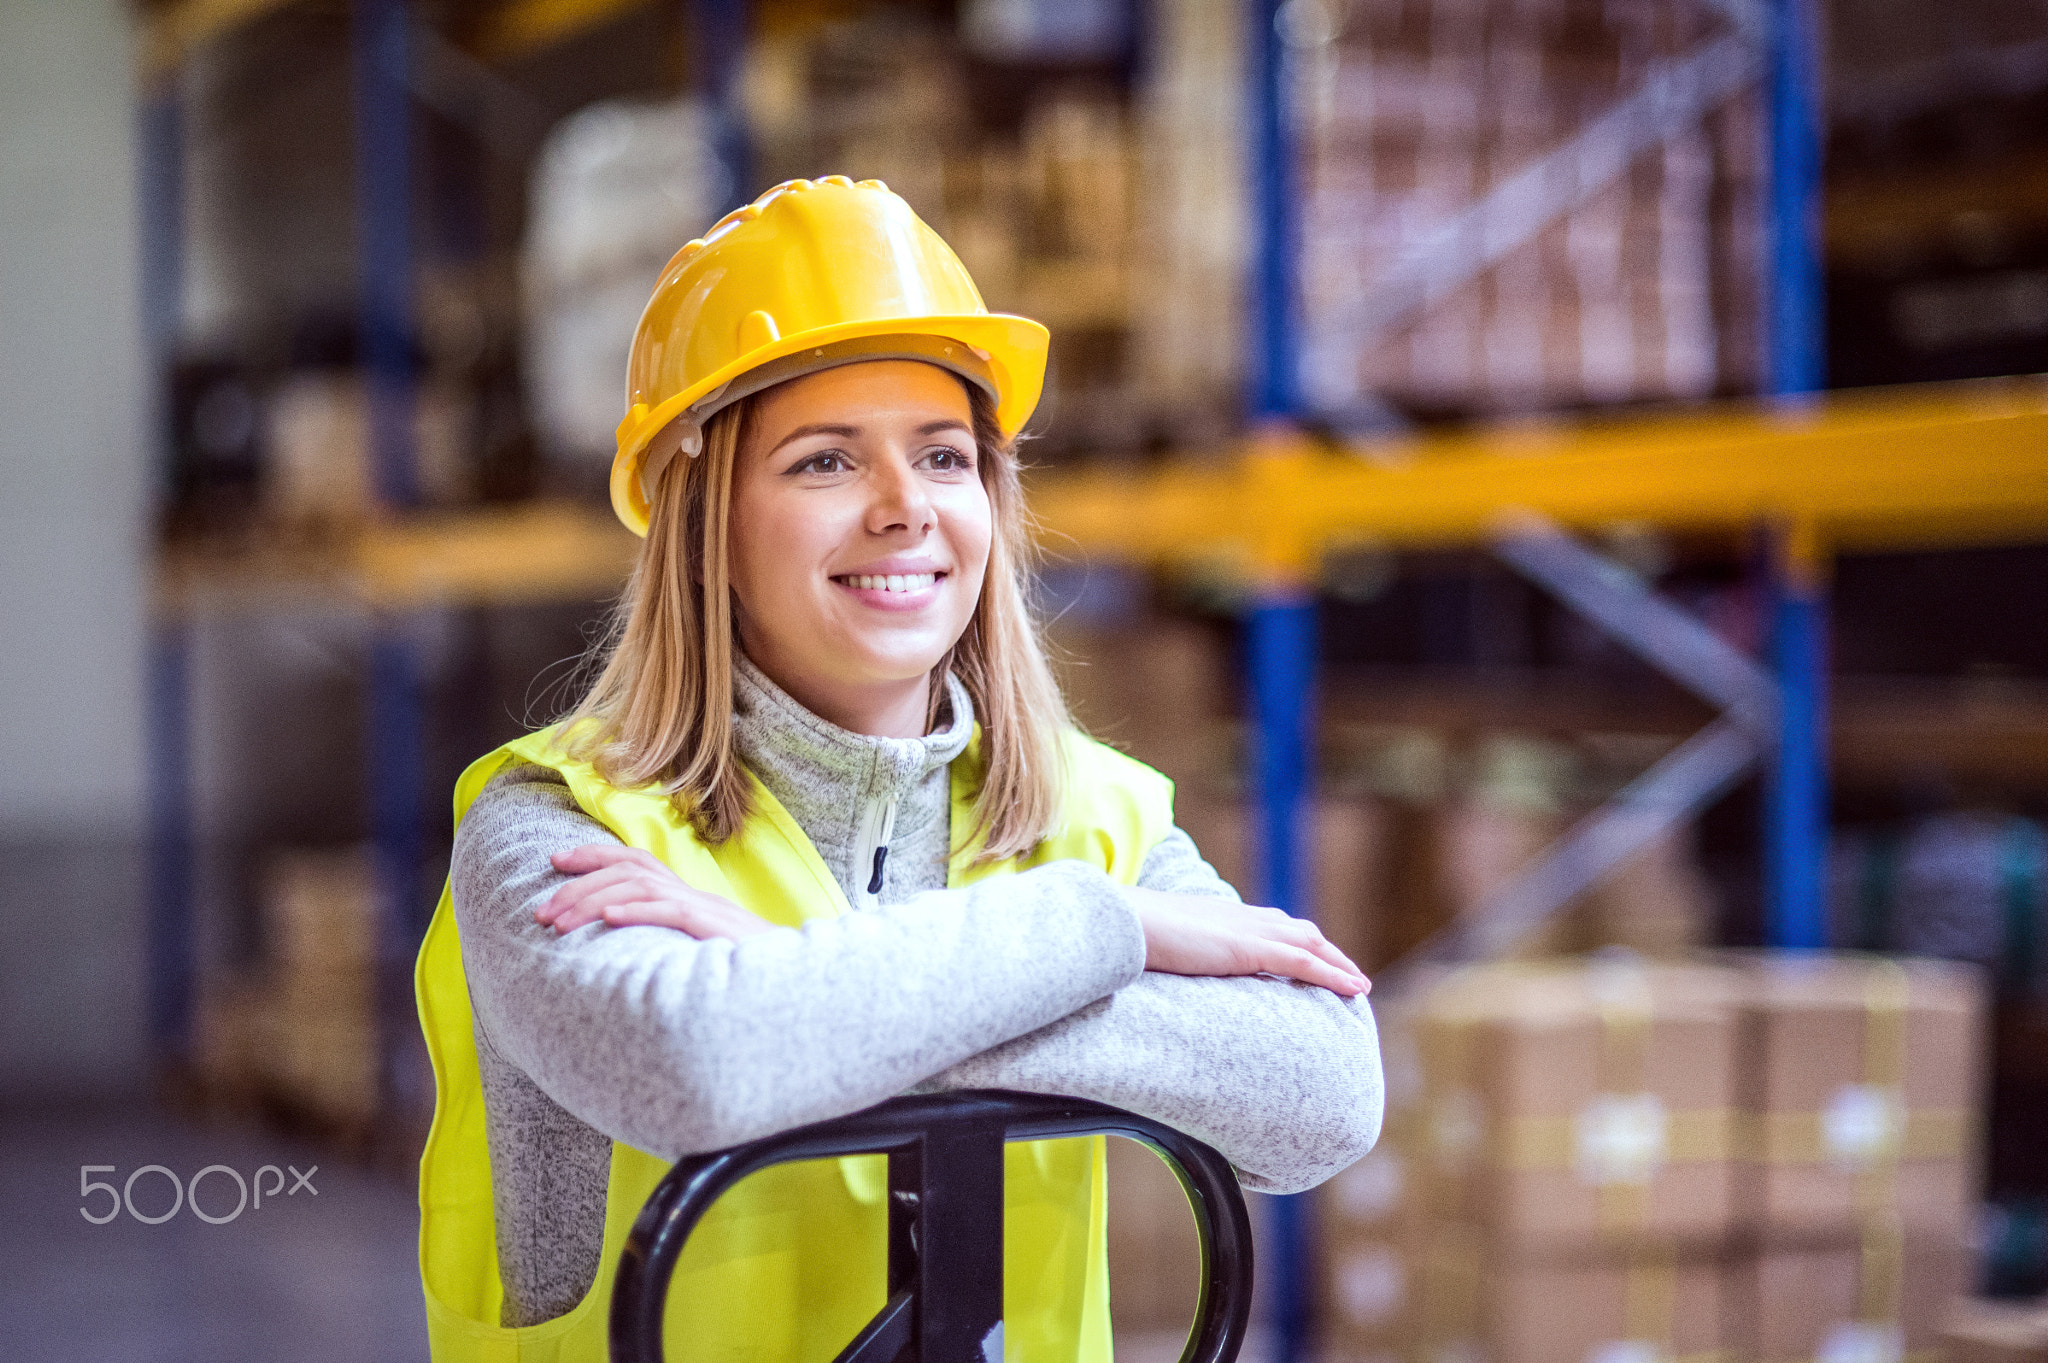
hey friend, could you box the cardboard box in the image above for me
[1942,1298,2048,1363]
[240,846,383,1125]
[1322,964,1742,1361]
[192,976,268,1099]
[265,1010,380,1126]
[1433,795,1572,958]
[1724,1228,1972,1363]
[1319,991,1434,1257]
[1297,0,1762,418]
[1485,1253,1726,1363]
[1323,1230,1727,1363]
[1373,797,1459,971]
[260,845,379,973]
[1398,960,1741,1254]
[1429,734,1578,960]
[1322,1138,1430,1248]
[1721,953,1985,1241]
[1322,1232,1418,1356]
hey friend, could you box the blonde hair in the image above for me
[557,378,1071,864]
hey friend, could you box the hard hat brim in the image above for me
[610,312,1049,537]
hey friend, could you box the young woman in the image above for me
[415,176,1383,1362]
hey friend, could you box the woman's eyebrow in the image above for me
[770,417,970,456]
[768,422,861,456]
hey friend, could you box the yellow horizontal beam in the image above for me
[155,378,2048,616]
[139,0,298,78]
[1026,376,2048,580]
[140,0,656,74]
[156,501,639,617]
[474,0,653,63]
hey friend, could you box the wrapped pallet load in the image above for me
[523,96,728,481]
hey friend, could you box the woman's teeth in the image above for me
[842,573,938,592]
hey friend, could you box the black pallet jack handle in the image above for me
[610,1090,1255,1363]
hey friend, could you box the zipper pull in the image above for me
[865,797,899,900]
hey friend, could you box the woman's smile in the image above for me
[830,564,949,610]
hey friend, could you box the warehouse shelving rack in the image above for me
[138,0,2048,1358]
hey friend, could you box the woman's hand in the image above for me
[538,844,781,941]
[1125,887,1371,997]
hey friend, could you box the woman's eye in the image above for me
[925,446,972,471]
[795,451,848,475]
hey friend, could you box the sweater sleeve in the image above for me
[451,764,1147,1159]
[909,825,1386,1194]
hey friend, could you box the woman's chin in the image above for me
[816,604,964,663]
[818,630,961,688]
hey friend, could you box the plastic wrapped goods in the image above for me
[523,97,728,469]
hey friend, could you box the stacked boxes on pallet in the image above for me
[1295,0,1764,420]
[192,846,381,1129]
[1323,959,1740,1363]
[1722,953,1984,1363]
[258,847,382,1126]
[1321,955,1986,1363]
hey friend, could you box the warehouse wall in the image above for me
[0,0,151,1098]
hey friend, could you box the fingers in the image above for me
[552,878,683,932]
[542,846,684,925]
[538,865,775,942]
[1235,908,1368,990]
[538,860,645,926]
[550,843,662,875]
[602,896,780,941]
[1135,891,1372,994]
[1275,917,1367,981]
[1253,941,1369,997]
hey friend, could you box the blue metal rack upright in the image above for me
[1246,0,1319,1358]
[1763,0,1831,952]
[140,74,195,1067]
[352,0,432,1122]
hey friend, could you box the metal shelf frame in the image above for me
[1229,0,1828,1352]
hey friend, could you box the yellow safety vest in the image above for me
[415,721,1176,1362]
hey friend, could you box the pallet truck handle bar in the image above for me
[609,1090,1255,1363]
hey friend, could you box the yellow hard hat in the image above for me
[610,174,1051,536]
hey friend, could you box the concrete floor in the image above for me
[2,1102,427,1363]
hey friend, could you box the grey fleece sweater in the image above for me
[450,654,1383,1327]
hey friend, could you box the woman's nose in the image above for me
[865,451,936,535]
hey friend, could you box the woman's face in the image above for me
[726,360,992,734]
